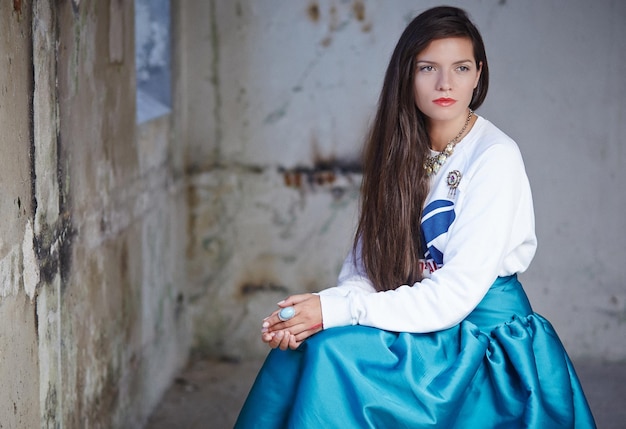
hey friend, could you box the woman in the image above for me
[235,6,596,428]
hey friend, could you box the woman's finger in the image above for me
[268,330,284,349]
[288,335,302,350]
[278,331,291,351]
[276,293,314,308]
[294,322,323,342]
[261,330,275,344]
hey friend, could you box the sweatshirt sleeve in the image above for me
[316,242,377,328]
[318,142,535,333]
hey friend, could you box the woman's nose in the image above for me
[437,71,452,91]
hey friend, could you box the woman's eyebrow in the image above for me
[416,59,473,64]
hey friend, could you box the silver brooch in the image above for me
[446,170,462,198]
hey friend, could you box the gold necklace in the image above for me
[424,109,474,176]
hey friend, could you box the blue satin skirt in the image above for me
[234,276,596,428]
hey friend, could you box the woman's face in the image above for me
[413,37,482,124]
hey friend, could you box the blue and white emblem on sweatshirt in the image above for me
[420,199,456,271]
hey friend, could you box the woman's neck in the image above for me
[428,111,476,152]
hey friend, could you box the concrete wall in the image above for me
[183,0,626,361]
[1,0,191,427]
[181,0,363,359]
[51,1,191,426]
[476,0,626,361]
[0,3,40,428]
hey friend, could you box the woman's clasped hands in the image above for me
[261,293,323,350]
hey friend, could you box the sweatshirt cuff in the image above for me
[319,294,354,329]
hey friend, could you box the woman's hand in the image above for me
[261,293,323,350]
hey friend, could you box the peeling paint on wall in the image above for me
[22,221,40,298]
[0,247,21,298]
[279,159,361,197]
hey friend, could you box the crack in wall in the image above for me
[208,0,222,160]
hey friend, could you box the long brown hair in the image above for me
[355,6,490,291]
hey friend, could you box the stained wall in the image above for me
[182,0,626,361]
[1,0,191,427]
[50,1,191,426]
[0,3,40,427]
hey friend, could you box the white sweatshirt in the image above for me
[317,116,537,333]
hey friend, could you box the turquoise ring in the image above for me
[278,306,295,321]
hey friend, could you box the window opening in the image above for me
[135,0,171,123]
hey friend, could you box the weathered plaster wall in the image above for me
[477,0,626,361]
[50,1,191,427]
[2,0,191,427]
[183,0,626,361]
[182,0,363,359]
[0,2,40,427]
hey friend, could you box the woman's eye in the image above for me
[457,65,470,72]
[419,65,435,72]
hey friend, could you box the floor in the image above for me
[145,357,626,429]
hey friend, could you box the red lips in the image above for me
[433,98,457,107]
